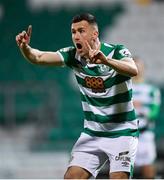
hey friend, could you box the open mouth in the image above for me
[76,43,82,49]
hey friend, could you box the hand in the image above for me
[85,40,107,64]
[16,25,32,49]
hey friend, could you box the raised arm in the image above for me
[16,25,64,66]
[85,41,138,77]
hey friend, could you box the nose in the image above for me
[73,32,80,41]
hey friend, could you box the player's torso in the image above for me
[60,42,138,137]
[72,42,131,98]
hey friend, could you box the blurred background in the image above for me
[0,0,164,178]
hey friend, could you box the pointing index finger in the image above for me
[27,25,32,37]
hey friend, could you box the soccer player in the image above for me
[16,13,139,179]
[132,57,161,179]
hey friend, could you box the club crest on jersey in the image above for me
[85,76,106,93]
[98,64,110,74]
[119,49,131,57]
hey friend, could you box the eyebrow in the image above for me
[72,27,85,33]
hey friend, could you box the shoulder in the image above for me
[102,43,128,50]
[58,46,76,54]
[57,46,76,67]
[100,42,116,57]
[57,46,76,60]
[115,44,131,56]
[110,43,132,60]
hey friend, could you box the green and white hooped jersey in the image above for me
[57,42,139,138]
[133,82,161,131]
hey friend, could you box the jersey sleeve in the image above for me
[112,45,132,60]
[56,46,75,67]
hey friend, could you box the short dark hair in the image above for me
[72,13,97,26]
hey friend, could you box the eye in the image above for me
[79,29,85,33]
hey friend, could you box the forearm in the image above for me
[90,50,138,77]
[20,44,63,66]
[20,44,42,64]
[105,58,138,77]
[16,25,63,66]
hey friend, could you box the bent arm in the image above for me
[16,25,64,66]
[85,41,138,77]
[89,50,138,77]
[20,44,64,66]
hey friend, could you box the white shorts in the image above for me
[135,131,156,166]
[68,132,138,178]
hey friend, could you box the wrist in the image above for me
[103,57,111,66]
